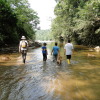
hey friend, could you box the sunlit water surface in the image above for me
[0,44,100,100]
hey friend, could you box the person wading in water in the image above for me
[51,42,60,62]
[42,43,48,61]
[64,40,73,64]
[19,36,28,63]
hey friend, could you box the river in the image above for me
[0,43,100,100]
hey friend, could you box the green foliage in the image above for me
[73,0,100,45]
[0,0,18,45]
[0,0,39,46]
[36,30,53,41]
[52,0,100,46]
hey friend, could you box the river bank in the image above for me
[0,41,42,54]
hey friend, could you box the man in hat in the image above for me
[19,36,28,63]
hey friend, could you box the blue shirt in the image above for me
[53,46,59,55]
[42,46,47,54]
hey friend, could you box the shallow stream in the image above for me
[0,43,100,100]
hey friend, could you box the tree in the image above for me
[0,0,40,46]
[73,0,100,45]
[0,0,18,45]
[52,0,100,46]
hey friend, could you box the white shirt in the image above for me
[19,40,28,51]
[64,43,73,55]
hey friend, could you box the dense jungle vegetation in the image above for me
[0,0,100,47]
[51,0,100,46]
[0,0,39,46]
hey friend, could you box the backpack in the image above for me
[21,41,27,48]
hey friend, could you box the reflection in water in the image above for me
[0,45,100,100]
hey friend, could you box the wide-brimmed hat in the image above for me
[21,36,26,39]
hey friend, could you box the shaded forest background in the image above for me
[0,0,100,47]
[51,0,100,46]
[0,0,39,46]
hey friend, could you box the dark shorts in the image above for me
[21,50,27,54]
[43,53,47,61]
[66,55,71,59]
[53,54,58,61]
[21,50,27,56]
